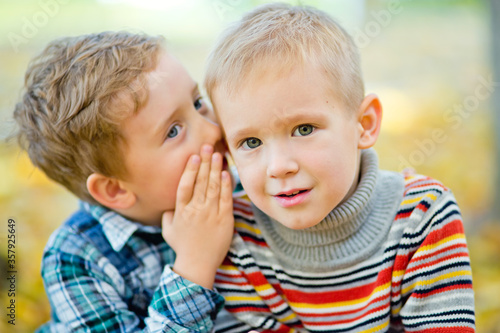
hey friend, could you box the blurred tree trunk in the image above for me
[491,0,500,220]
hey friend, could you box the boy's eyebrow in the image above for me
[228,111,328,143]
[228,128,254,144]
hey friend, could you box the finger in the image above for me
[206,152,223,202]
[176,154,201,206]
[193,144,213,202]
[218,170,233,214]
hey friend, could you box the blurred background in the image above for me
[0,0,499,332]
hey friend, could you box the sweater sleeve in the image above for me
[395,190,475,332]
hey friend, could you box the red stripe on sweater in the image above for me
[229,306,271,313]
[404,181,446,196]
[420,219,464,248]
[393,250,417,272]
[406,252,470,275]
[404,176,432,188]
[302,303,389,326]
[395,210,412,220]
[392,219,464,272]
[415,201,429,213]
[282,267,392,304]
[410,327,474,333]
[233,199,253,214]
[241,235,268,247]
[410,243,468,264]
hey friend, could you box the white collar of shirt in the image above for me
[80,201,161,252]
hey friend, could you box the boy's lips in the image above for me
[273,189,311,208]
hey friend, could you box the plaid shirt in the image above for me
[37,202,224,332]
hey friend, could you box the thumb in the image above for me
[162,210,175,228]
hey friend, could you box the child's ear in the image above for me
[86,173,136,210]
[356,93,383,149]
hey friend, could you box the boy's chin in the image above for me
[265,210,324,230]
[279,220,322,230]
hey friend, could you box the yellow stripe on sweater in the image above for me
[392,270,405,278]
[358,320,389,333]
[225,295,263,302]
[401,270,472,294]
[280,312,298,323]
[414,234,465,257]
[219,265,240,272]
[255,283,274,293]
[400,193,437,206]
[235,221,262,235]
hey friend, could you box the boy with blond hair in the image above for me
[13,31,235,332]
[206,3,475,332]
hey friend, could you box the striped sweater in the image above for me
[215,150,475,333]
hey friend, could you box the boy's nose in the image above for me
[266,148,299,178]
[200,117,222,147]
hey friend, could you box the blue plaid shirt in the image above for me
[37,202,225,332]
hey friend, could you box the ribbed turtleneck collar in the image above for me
[251,148,405,272]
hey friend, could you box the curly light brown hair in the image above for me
[13,31,164,204]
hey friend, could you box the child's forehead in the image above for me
[216,67,348,120]
[221,59,339,102]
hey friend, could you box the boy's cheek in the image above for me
[238,166,262,193]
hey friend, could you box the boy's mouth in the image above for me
[276,189,308,198]
[273,189,311,208]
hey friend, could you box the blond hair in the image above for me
[13,31,164,204]
[205,2,364,112]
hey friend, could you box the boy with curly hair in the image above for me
[13,31,234,332]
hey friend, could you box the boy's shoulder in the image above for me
[42,208,142,276]
[401,170,450,194]
[399,171,454,211]
[44,209,101,257]
[395,170,460,228]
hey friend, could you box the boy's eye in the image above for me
[242,137,262,149]
[293,124,314,136]
[194,97,203,110]
[167,124,182,139]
